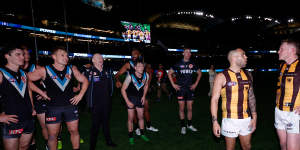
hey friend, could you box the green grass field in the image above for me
[5,72,281,150]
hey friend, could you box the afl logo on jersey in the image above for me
[227,81,237,86]
[287,78,292,82]
[180,65,185,68]
[189,64,193,69]
[51,76,57,79]
[65,74,71,79]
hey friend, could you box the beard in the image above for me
[237,60,246,68]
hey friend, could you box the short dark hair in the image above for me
[1,44,23,55]
[134,60,144,67]
[282,39,300,54]
[52,46,67,55]
[0,44,24,65]
[131,48,140,53]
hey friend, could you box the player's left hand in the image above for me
[249,119,257,133]
[190,83,197,91]
[70,94,83,105]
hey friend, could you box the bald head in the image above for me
[92,53,103,66]
[227,48,243,61]
[227,48,247,68]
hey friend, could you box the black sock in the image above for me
[128,132,133,138]
[146,121,151,128]
[134,123,139,130]
[140,129,144,135]
[187,120,192,126]
[180,119,185,127]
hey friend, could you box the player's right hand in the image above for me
[172,84,180,91]
[212,122,221,138]
[127,102,134,108]
[116,81,122,88]
[0,113,18,124]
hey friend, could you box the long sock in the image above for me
[140,129,144,135]
[146,121,151,128]
[180,119,185,127]
[187,120,192,126]
[128,132,133,138]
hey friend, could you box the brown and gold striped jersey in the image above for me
[221,69,252,119]
[276,59,300,112]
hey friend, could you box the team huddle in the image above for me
[0,39,299,150]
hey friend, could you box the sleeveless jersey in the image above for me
[276,59,300,112]
[0,67,32,121]
[44,65,75,106]
[221,69,252,119]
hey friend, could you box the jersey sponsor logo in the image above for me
[285,73,296,76]
[284,102,293,107]
[0,68,27,97]
[46,117,57,122]
[9,128,23,135]
[180,69,193,74]
[46,65,72,92]
[240,81,250,84]
[227,81,237,86]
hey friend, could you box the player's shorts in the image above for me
[126,96,144,109]
[45,105,79,124]
[176,87,194,101]
[34,100,47,114]
[221,117,252,138]
[274,107,300,134]
[1,119,35,139]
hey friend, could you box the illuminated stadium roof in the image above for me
[0,0,299,54]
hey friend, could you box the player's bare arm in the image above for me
[70,65,89,105]
[121,75,134,107]
[190,69,202,90]
[115,63,130,88]
[168,69,180,91]
[210,73,226,138]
